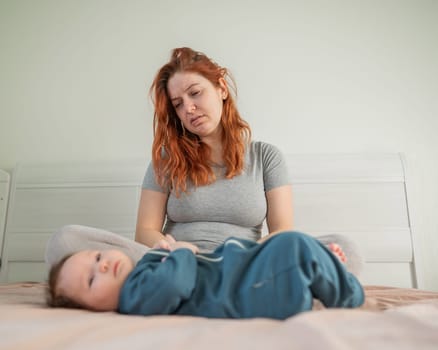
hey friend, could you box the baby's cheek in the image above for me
[98,286,121,311]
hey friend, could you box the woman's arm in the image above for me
[259,184,293,243]
[135,189,171,247]
[135,189,199,252]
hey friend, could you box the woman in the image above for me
[136,47,293,253]
[46,48,361,274]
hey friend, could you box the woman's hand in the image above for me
[153,234,199,255]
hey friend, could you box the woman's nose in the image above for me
[185,100,196,113]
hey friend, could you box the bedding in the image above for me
[1,282,438,350]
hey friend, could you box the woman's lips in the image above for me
[190,115,204,127]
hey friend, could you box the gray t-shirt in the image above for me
[142,141,290,252]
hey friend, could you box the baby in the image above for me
[47,231,364,319]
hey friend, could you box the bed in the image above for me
[1,283,438,349]
[1,154,437,349]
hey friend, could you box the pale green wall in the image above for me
[1,0,437,290]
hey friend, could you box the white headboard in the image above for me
[0,170,10,268]
[285,153,421,288]
[0,154,421,288]
[0,161,145,283]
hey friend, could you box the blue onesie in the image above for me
[118,231,364,319]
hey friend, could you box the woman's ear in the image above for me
[218,77,228,100]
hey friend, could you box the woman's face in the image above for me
[167,72,228,141]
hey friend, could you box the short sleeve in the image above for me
[261,142,291,192]
[141,162,168,193]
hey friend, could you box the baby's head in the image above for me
[47,249,134,311]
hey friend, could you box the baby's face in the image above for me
[57,249,134,311]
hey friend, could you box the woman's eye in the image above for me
[174,102,181,109]
[96,253,101,262]
[89,276,94,287]
[191,90,200,96]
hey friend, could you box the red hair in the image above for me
[150,47,251,195]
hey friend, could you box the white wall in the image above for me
[1,0,437,290]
